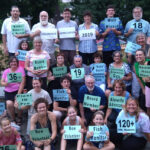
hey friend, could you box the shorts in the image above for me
[5,91,18,101]
[92,141,104,149]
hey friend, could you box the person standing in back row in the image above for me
[1,5,30,57]
[57,8,78,66]
[99,5,124,67]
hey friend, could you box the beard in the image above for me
[133,13,142,20]
[40,19,48,26]
[87,86,94,92]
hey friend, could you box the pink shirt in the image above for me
[26,50,50,77]
[0,128,22,145]
[2,67,25,92]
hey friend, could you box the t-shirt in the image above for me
[116,110,150,138]
[125,19,150,43]
[1,17,30,53]
[78,85,106,106]
[26,50,50,77]
[0,128,22,145]
[27,89,52,117]
[2,67,25,92]
[57,20,78,50]
[31,22,55,54]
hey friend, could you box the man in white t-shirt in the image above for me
[1,5,30,56]
[30,11,56,66]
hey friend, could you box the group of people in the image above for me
[0,4,150,150]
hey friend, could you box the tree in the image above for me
[70,0,150,25]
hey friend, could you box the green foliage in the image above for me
[70,0,150,25]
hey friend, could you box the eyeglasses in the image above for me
[33,77,40,80]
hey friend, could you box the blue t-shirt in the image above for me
[78,85,106,106]
[124,19,150,43]
[99,18,124,51]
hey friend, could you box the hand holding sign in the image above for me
[116,117,136,133]
[63,125,81,139]
[7,73,22,83]
[71,68,85,80]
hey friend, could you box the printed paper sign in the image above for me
[93,74,105,83]
[90,63,105,74]
[41,28,58,40]
[16,93,32,107]
[110,68,124,79]
[125,41,141,55]
[17,50,27,61]
[83,94,101,110]
[131,22,143,33]
[59,27,75,38]
[108,96,125,109]
[0,102,5,115]
[7,73,22,83]
[52,66,67,77]
[71,68,85,80]
[33,59,47,70]
[63,125,81,139]
[30,128,51,141]
[116,117,136,133]
[11,24,25,35]
[53,89,69,101]
[88,126,108,141]
[79,29,96,40]
[0,145,16,150]
[104,17,120,29]
[139,65,150,77]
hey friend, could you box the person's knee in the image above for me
[83,143,90,150]
[21,145,26,150]
[6,101,14,108]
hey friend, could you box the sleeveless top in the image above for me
[35,113,52,134]
[66,116,80,125]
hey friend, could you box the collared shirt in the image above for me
[124,19,150,43]
[1,17,30,53]
[78,23,98,53]
[31,22,55,54]
[78,85,106,106]
[99,18,124,51]
[57,19,78,50]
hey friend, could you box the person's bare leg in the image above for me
[6,100,15,120]
[83,143,99,150]
[101,142,115,150]
[60,136,67,150]
[77,134,83,150]
[44,145,51,150]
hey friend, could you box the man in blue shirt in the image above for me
[78,75,106,125]
[99,5,124,67]
[124,6,150,43]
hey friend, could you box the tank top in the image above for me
[35,113,52,134]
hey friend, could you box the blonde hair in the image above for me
[124,97,141,120]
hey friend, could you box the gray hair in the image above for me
[85,75,95,83]
[133,6,143,13]
[33,36,42,43]
[136,33,146,42]
[73,55,82,61]
[112,51,123,58]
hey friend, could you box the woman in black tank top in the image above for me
[30,98,57,150]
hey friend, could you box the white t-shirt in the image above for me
[27,89,52,117]
[31,22,55,54]
[1,17,30,53]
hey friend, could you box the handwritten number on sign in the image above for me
[9,73,17,80]
[74,69,81,76]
